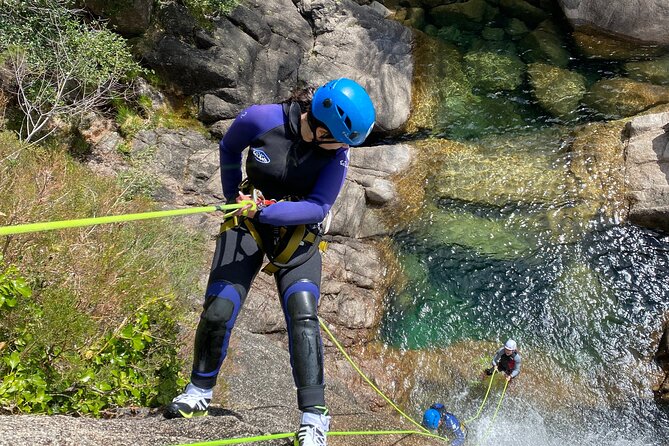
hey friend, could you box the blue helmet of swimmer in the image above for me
[311,78,376,146]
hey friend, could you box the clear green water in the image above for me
[379,2,669,444]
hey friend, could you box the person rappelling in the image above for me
[162,78,376,446]
[422,403,466,446]
[483,339,522,383]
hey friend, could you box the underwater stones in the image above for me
[584,78,669,119]
[408,7,427,29]
[430,0,491,30]
[571,31,666,60]
[505,18,530,39]
[625,56,669,86]
[567,121,626,219]
[464,51,526,92]
[428,142,567,207]
[419,209,531,260]
[527,63,586,120]
[519,20,571,68]
[406,33,471,132]
[499,0,548,28]
[481,26,505,41]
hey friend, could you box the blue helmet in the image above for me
[422,408,441,430]
[311,78,376,146]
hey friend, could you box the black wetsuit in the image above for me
[191,102,349,413]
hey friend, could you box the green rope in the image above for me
[175,432,294,446]
[0,202,254,236]
[175,429,445,446]
[318,319,432,435]
[463,368,496,425]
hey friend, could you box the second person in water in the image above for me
[484,339,522,382]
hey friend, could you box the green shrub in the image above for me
[179,0,240,20]
[0,132,206,415]
[0,0,143,142]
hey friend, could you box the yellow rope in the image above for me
[463,368,497,425]
[478,378,509,445]
[318,318,432,435]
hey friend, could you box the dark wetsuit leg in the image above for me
[191,225,264,389]
[276,244,325,412]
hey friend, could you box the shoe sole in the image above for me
[164,409,208,419]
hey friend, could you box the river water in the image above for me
[377,3,669,445]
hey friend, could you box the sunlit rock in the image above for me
[464,51,526,92]
[623,111,669,233]
[527,63,586,120]
[584,78,669,119]
[625,56,669,86]
[558,0,669,47]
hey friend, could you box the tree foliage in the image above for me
[0,0,142,142]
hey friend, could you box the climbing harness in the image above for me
[219,181,328,275]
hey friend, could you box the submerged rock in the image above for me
[418,208,532,260]
[566,121,627,219]
[518,20,571,68]
[464,51,526,92]
[528,63,586,120]
[429,0,493,31]
[428,141,568,207]
[572,30,666,60]
[625,55,669,86]
[584,78,669,119]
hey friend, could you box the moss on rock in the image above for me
[584,78,669,118]
[464,51,526,91]
[528,63,586,120]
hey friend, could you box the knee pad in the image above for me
[283,283,324,388]
[192,281,242,388]
[282,280,320,315]
[286,290,318,322]
[203,296,236,324]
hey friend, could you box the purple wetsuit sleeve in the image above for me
[257,148,349,226]
[219,104,285,201]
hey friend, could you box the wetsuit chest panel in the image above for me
[499,354,516,372]
[246,126,336,201]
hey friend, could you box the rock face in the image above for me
[624,111,669,233]
[655,322,669,403]
[80,0,154,36]
[557,0,669,47]
[137,0,413,133]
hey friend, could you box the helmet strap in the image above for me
[306,108,335,142]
